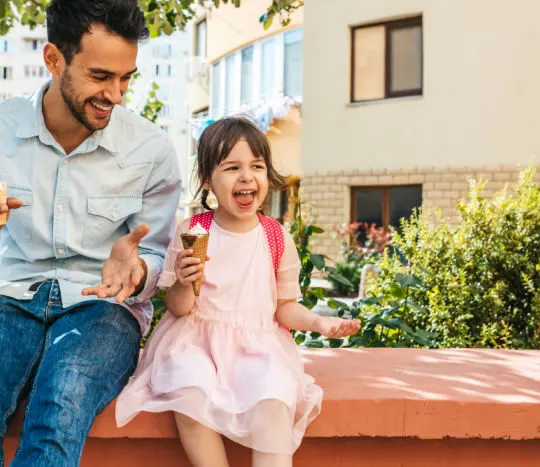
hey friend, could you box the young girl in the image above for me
[116,117,360,467]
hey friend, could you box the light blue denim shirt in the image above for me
[0,83,181,334]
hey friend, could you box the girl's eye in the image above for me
[253,164,265,169]
[225,166,238,171]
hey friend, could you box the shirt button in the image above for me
[63,159,69,165]
[58,248,65,255]
[57,205,63,212]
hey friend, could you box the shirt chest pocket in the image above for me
[7,186,33,242]
[82,196,142,249]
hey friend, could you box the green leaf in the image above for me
[310,332,322,339]
[327,298,349,310]
[310,254,325,270]
[263,12,275,29]
[395,273,423,289]
[311,226,324,234]
[304,339,324,348]
[328,338,344,348]
[328,273,354,289]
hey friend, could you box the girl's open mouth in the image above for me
[233,190,256,209]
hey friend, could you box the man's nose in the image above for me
[103,81,123,105]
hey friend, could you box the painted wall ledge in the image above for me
[8,348,540,441]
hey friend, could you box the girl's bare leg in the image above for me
[252,451,293,467]
[175,413,229,467]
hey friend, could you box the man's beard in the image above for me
[59,68,113,132]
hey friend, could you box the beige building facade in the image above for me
[301,0,540,258]
[185,1,304,218]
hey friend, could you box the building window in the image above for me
[24,65,48,78]
[196,20,207,58]
[159,104,172,118]
[153,43,172,59]
[284,29,303,98]
[0,67,13,80]
[1,40,8,53]
[155,63,172,77]
[351,185,422,233]
[211,62,221,112]
[240,46,254,105]
[261,38,275,100]
[224,54,235,111]
[24,38,45,52]
[351,16,422,102]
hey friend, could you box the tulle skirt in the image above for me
[115,310,322,454]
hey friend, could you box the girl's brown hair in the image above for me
[195,116,287,210]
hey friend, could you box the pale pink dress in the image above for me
[116,218,323,454]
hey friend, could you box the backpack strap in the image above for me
[190,210,214,231]
[257,212,285,277]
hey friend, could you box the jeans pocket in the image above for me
[7,185,33,242]
[81,196,142,249]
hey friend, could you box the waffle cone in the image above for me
[0,182,7,226]
[180,233,209,296]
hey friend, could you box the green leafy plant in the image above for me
[295,270,437,349]
[125,72,164,124]
[370,167,540,349]
[288,199,353,310]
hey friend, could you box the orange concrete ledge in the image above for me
[5,349,540,466]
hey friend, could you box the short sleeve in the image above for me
[157,218,189,289]
[276,228,302,300]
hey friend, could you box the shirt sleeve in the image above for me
[124,138,181,305]
[276,227,302,300]
[157,218,189,289]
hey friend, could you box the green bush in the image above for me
[370,168,540,349]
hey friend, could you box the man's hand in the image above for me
[313,316,361,339]
[82,225,150,303]
[0,198,24,230]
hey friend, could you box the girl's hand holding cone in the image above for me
[174,249,210,293]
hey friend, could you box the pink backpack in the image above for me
[189,210,285,276]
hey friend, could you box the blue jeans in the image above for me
[0,280,141,467]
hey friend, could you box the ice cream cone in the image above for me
[181,233,209,296]
[0,182,7,226]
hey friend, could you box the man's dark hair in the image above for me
[46,0,149,63]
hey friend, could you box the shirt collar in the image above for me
[15,81,47,139]
[15,80,119,154]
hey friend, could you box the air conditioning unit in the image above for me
[186,56,209,91]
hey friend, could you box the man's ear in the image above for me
[43,43,65,77]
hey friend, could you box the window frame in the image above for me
[195,19,207,59]
[350,16,423,103]
[350,184,423,229]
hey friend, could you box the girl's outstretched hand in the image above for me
[313,316,361,339]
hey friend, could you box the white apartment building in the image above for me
[0,24,50,101]
[128,31,191,217]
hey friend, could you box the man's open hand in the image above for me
[82,225,150,303]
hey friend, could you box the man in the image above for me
[0,0,181,465]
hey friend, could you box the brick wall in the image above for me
[301,164,539,259]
